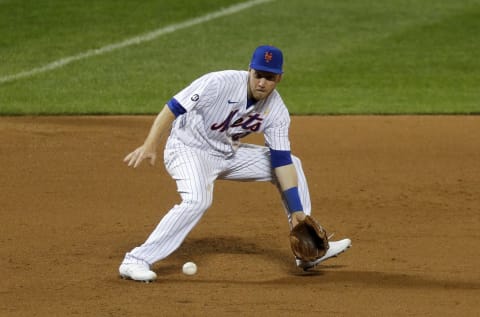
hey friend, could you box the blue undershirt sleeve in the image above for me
[167,98,187,117]
[269,148,293,169]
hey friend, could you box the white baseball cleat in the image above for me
[119,263,157,283]
[296,238,352,271]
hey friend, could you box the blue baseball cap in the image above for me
[249,45,284,74]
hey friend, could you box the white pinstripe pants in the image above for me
[122,143,311,266]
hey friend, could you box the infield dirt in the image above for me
[1,116,479,316]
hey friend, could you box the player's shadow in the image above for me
[157,235,294,273]
[175,235,266,256]
[156,236,480,291]
[274,270,480,291]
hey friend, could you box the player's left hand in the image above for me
[289,214,329,262]
[291,211,306,228]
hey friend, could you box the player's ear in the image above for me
[276,74,282,83]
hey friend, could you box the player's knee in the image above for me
[183,195,213,214]
[291,154,303,168]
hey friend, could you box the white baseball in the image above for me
[182,262,197,275]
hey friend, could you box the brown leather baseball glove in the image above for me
[289,215,329,262]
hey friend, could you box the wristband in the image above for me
[283,187,303,214]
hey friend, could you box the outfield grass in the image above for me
[1,0,479,114]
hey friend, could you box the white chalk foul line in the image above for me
[0,0,273,85]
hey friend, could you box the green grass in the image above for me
[1,0,479,114]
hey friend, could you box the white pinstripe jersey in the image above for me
[168,70,291,157]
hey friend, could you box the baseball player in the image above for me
[119,45,351,282]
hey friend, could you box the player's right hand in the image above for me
[123,145,157,168]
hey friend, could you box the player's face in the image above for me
[248,69,282,101]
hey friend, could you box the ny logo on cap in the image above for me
[264,51,273,63]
